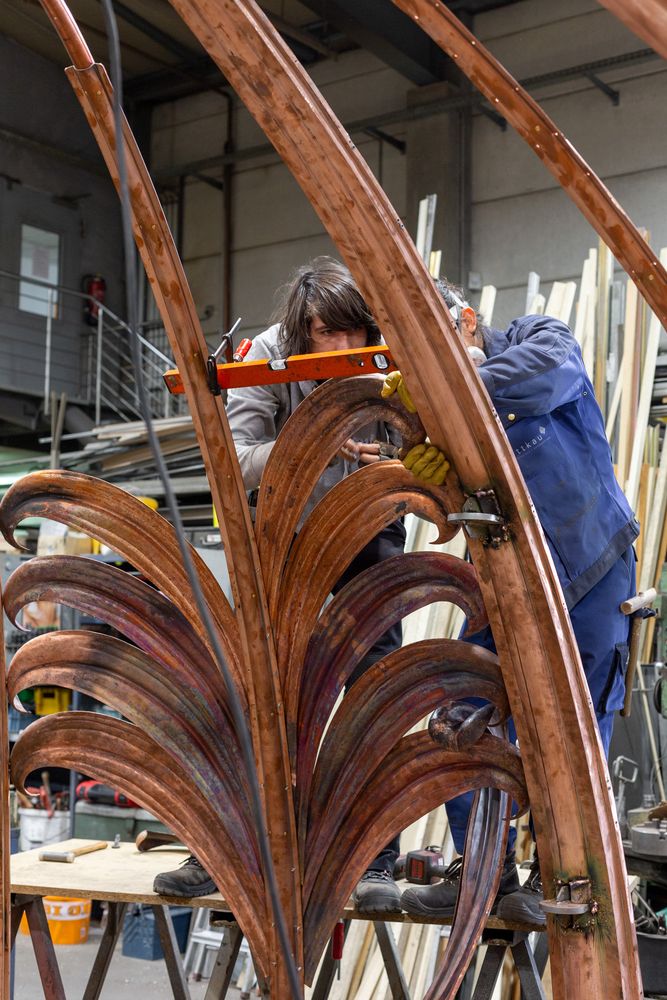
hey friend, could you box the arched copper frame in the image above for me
[2,1,663,996]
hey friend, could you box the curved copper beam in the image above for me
[160,4,642,995]
[598,0,667,61]
[29,3,304,980]
[425,789,510,1000]
[393,0,667,327]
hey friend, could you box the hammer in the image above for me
[39,841,108,864]
[620,588,657,718]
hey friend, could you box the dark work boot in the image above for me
[401,852,520,918]
[352,870,402,914]
[495,856,546,927]
[153,855,217,897]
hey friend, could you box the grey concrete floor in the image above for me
[13,922,244,999]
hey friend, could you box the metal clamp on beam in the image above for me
[206,317,242,395]
[447,489,510,548]
[540,877,599,928]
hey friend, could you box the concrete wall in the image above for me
[0,2,661,384]
[152,0,666,341]
[470,0,667,325]
[151,49,410,342]
[0,35,124,399]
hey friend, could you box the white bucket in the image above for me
[19,809,69,852]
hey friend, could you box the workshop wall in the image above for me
[469,0,667,325]
[151,0,666,343]
[0,35,124,400]
[151,49,410,342]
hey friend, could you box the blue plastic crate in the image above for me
[122,905,192,961]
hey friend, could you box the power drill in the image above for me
[394,846,445,884]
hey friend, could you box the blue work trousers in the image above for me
[446,546,636,854]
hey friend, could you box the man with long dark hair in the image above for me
[228,256,387,503]
[153,258,405,913]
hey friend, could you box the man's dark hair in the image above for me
[274,256,381,354]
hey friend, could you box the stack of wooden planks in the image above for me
[316,248,666,998]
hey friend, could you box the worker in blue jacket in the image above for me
[383,279,638,925]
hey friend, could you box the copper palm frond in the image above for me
[0,471,240,690]
[303,640,509,872]
[9,712,268,958]
[7,630,249,818]
[304,732,525,977]
[3,555,234,714]
[251,371,526,982]
[432,787,512,1000]
[255,375,435,615]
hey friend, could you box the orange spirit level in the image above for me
[163,344,397,394]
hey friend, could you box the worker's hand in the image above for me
[381,371,417,413]
[337,439,381,465]
[403,443,450,486]
[356,441,381,465]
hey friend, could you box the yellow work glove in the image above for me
[381,370,417,413]
[403,443,450,486]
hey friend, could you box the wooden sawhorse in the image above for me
[11,839,236,1000]
[308,910,546,1000]
[11,840,546,999]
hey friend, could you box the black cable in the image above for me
[99,3,301,993]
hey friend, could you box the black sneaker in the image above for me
[401,852,520,918]
[495,857,546,927]
[352,870,402,913]
[152,855,217,898]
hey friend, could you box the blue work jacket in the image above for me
[477,314,639,609]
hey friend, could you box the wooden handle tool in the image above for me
[135,830,182,852]
[620,588,658,718]
[39,841,108,863]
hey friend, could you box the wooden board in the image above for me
[625,247,667,508]
[10,839,226,908]
[11,839,543,932]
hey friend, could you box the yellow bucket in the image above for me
[21,897,91,944]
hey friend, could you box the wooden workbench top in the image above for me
[11,839,227,909]
[11,840,544,932]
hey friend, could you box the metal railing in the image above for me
[0,269,186,424]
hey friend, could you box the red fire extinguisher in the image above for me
[82,274,106,326]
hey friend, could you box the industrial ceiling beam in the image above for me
[298,0,455,85]
[264,10,335,59]
[110,0,203,63]
[149,44,657,181]
[122,7,327,103]
[447,0,519,12]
